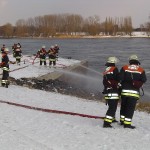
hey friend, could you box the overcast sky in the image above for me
[0,0,150,27]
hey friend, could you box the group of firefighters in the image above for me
[0,43,60,88]
[103,55,147,129]
[36,44,59,67]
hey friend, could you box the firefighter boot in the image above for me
[5,84,8,88]
[103,121,113,128]
[1,83,5,87]
[120,121,124,125]
[124,124,136,129]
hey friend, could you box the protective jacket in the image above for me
[38,48,47,59]
[14,47,22,64]
[120,64,147,99]
[47,48,56,60]
[1,52,9,70]
[37,48,47,66]
[103,65,120,100]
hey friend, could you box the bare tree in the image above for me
[85,15,101,35]
[15,19,28,37]
[0,23,14,37]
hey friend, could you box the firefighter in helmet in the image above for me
[14,44,22,65]
[0,48,15,88]
[120,55,147,129]
[47,46,57,67]
[103,56,120,128]
[38,45,47,66]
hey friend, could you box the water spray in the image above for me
[146,71,150,74]
[78,64,103,76]
[55,68,102,82]
[54,65,104,94]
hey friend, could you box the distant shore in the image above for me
[1,35,150,39]
[22,34,150,39]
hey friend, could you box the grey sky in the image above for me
[0,0,150,27]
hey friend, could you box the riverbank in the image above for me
[23,35,150,39]
[1,34,150,39]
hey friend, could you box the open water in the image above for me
[0,38,150,101]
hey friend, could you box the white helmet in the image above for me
[42,45,46,48]
[107,57,118,63]
[129,55,139,61]
[4,48,9,52]
[51,46,54,49]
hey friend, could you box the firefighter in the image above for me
[0,48,15,88]
[14,44,22,65]
[38,46,47,66]
[47,46,57,67]
[120,55,147,129]
[103,57,120,128]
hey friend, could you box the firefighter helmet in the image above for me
[51,46,54,49]
[4,48,9,52]
[129,55,139,61]
[107,57,118,63]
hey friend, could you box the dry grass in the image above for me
[101,98,150,114]
[55,35,82,38]
[136,101,150,113]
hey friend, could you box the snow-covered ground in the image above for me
[0,54,81,79]
[0,55,150,150]
[132,31,148,37]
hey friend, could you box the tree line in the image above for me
[0,13,149,38]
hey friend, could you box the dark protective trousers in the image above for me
[2,70,9,81]
[49,55,56,66]
[1,69,9,87]
[40,60,46,65]
[106,99,118,118]
[120,96,137,120]
[40,55,46,66]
